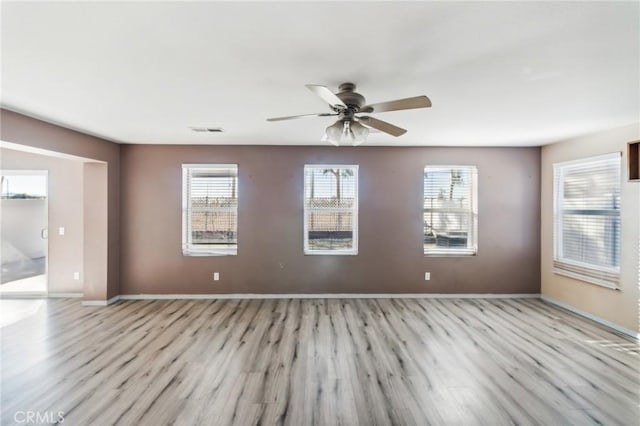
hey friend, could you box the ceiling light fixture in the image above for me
[267,82,431,146]
[322,119,369,146]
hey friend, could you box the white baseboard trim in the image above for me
[118,293,541,300]
[48,292,83,299]
[82,301,104,306]
[82,295,121,306]
[540,295,638,339]
[0,292,48,299]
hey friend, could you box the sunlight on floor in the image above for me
[0,299,45,328]
[0,274,46,293]
[585,339,640,356]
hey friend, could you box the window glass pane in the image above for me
[190,175,237,208]
[189,174,237,245]
[424,166,477,254]
[307,212,354,250]
[183,165,238,255]
[304,166,358,254]
[553,152,621,288]
[191,210,237,245]
[561,214,619,268]
[1,175,47,199]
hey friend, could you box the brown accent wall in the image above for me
[0,109,120,300]
[120,145,540,295]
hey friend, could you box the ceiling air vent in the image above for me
[190,127,224,133]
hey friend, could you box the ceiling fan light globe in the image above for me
[350,121,370,141]
[324,120,346,146]
[341,121,353,143]
[324,118,370,146]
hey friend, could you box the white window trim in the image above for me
[552,152,621,289]
[303,164,358,255]
[182,164,238,256]
[423,165,478,257]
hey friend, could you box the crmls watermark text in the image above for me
[14,411,65,424]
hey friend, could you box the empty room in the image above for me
[0,1,639,425]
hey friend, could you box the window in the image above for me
[182,164,238,256]
[423,166,478,255]
[304,165,358,255]
[1,173,47,199]
[553,153,621,288]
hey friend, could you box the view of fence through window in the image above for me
[424,166,477,254]
[304,166,358,253]
[182,165,238,255]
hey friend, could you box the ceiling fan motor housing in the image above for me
[336,82,366,112]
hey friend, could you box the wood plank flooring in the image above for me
[1,298,638,425]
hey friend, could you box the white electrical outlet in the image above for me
[73,272,80,280]
[58,227,65,236]
[213,272,220,281]
[424,272,431,281]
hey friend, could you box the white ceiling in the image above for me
[1,1,638,146]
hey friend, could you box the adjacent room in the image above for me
[1,1,638,425]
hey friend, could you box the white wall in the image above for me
[541,123,640,333]
[0,148,84,294]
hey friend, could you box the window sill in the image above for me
[552,267,619,290]
[552,258,620,290]
[424,249,476,257]
[304,250,358,256]
[183,250,237,257]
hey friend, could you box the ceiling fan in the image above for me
[266,83,432,146]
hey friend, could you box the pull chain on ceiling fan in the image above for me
[267,82,432,146]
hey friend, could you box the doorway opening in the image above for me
[0,170,48,296]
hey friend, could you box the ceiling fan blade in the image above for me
[267,112,338,122]
[360,95,432,114]
[358,116,407,137]
[305,84,347,110]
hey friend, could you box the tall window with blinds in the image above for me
[182,164,238,256]
[553,153,621,288]
[423,166,478,255]
[304,165,358,255]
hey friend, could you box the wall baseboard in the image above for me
[118,293,541,300]
[540,295,638,339]
[0,292,47,299]
[82,295,121,306]
[49,292,83,299]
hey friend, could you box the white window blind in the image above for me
[424,166,478,255]
[304,165,358,255]
[553,153,621,288]
[182,164,238,256]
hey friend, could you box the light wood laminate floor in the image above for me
[1,298,638,425]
